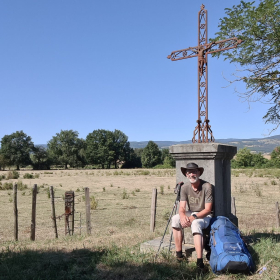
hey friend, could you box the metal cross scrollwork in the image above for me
[167,4,242,143]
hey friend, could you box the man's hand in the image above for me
[180,215,191,228]
[188,215,196,224]
[180,214,196,228]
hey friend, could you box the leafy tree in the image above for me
[141,141,162,168]
[232,148,253,168]
[0,130,34,170]
[121,148,142,168]
[86,129,131,169]
[270,146,280,167]
[212,0,280,129]
[112,130,131,168]
[161,148,176,168]
[0,154,9,170]
[86,129,115,169]
[47,130,85,169]
[231,147,268,168]
[31,146,51,170]
[251,152,268,168]
[134,148,144,159]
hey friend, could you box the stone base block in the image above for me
[140,236,175,254]
[140,235,195,257]
[183,229,194,245]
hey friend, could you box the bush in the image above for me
[6,170,20,180]
[0,182,13,190]
[90,196,98,210]
[23,173,34,179]
[17,181,28,191]
[122,189,129,199]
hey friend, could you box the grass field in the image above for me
[0,168,280,279]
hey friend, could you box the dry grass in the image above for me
[0,168,280,279]
[0,169,176,247]
[1,168,280,244]
[231,170,280,232]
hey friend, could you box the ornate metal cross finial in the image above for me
[167,5,242,143]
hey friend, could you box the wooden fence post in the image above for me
[150,188,157,232]
[276,202,279,228]
[13,183,18,241]
[30,184,37,241]
[65,191,75,235]
[85,187,91,235]
[50,186,58,238]
[231,197,236,216]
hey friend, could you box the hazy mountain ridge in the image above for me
[37,135,280,154]
[129,135,280,154]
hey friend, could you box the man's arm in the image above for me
[178,201,190,228]
[188,202,213,223]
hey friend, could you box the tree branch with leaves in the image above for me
[211,0,280,130]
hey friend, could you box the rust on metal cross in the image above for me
[167,4,242,143]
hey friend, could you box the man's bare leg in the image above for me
[193,233,204,268]
[193,233,203,258]
[173,227,183,252]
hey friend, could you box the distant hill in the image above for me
[129,135,280,154]
[37,135,280,154]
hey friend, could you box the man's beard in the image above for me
[188,175,199,184]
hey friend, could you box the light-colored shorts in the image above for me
[171,211,212,235]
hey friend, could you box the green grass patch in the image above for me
[23,173,34,179]
[0,231,280,279]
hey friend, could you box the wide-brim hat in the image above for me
[181,162,204,176]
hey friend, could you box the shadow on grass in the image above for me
[0,246,213,280]
[248,232,280,268]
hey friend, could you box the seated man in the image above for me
[172,162,213,269]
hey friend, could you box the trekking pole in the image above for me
[154,182,183,260]
[168,202,179,252]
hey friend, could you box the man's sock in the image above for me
[196,258,204,268]
[176,251,183,258]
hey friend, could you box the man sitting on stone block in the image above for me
[172,162,213,269]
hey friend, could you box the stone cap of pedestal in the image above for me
[169,143,237,160]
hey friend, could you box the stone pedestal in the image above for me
[169,143,237,224]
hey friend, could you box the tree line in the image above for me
[0,130,175,170]
[2,130,280,171]
[231,147,280,168]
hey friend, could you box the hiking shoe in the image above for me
[196,260,204,269]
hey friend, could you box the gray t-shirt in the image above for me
[180,179,213,212]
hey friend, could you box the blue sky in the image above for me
[0,0,273,144]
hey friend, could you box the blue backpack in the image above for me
[209,216,254,274]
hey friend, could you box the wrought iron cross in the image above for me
[167,4,242,143]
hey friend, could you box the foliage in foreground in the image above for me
[0,244,206,280]
[212,0,280,128]
[0,232,280,279]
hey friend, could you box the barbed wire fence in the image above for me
[1,183,154,243]
[1,183,279,243]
